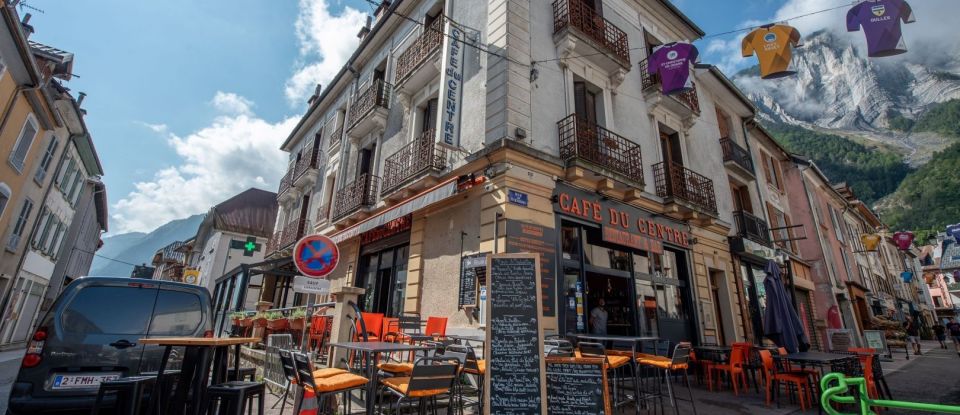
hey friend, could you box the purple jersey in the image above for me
[648,43,698,95]
[847,0,915,57]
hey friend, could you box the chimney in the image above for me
[21,13,34,38]
[77,92,87,107]
[307,84,322,105]
[374,1,391,23]
[357,15,372,41]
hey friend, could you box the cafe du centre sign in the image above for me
[553,184,690,254]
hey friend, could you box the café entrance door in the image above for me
[634,248,695,344]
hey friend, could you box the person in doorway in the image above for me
[947,317,960,357]
[904,316,921,355]
[933,321,947,349]
[589,298,608,335]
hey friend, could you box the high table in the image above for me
[572,334,661,413]
[328,341,435,414]
[138,336,259,415]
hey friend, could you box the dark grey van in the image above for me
[7,277,212,414]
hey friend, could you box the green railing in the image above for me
[820,373,960,415]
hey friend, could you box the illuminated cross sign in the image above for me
[229,236,261,257]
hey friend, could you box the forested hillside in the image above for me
[765,124,912,204]
[876,142,960,231]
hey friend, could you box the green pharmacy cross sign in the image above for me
[229,236,262,257]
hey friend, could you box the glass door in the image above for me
[355,244,409,317]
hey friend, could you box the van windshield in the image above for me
[61,286,156,335]
[148,290,203,336]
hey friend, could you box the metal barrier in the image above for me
[820,373,960,414]
[264,334,294,390]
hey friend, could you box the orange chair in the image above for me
[711,343,748,394]
[759,350,811,410]
[381,318,399,341]
[849,348,879,399]
[356,312,384,342]
[308,315,332,355]
[689,349,716,390]
[777,347,820,384]
[424,317,448,339]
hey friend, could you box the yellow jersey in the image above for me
[742,24,803,79]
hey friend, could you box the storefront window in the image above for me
[356,244,410,316]
[658,284,687,320]
[563,268,585,333]
[636,279,658,336]
[561,226,581,261]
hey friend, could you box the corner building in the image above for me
[247,0,780,346]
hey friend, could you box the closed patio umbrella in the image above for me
[762,259,809,353]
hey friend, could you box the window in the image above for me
[46,220,65,259]
[762,153,783,190]
[31,207,52,250]
[8,115,39,172]
[148,290,203,335]
[767,204,795,252]
[33,137,58,184]
[829,207,843,242]
[6,198,33,251]
[934,296,943,308]
[61,286,156,334]
[69,175,84,205]
[0,183,10,221]
[57,156,76,192]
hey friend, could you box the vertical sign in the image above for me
[435,20,465,149]
[459,253,487,308]
[485,253,546,414]
[505,220,557,317]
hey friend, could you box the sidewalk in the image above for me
[0,349,25,415]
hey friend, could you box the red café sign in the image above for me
[554,185,690,253]
[360,214,412,245]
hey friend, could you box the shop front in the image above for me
[552,184,699,345]
[353,215,412,316]
[728,235,777,344]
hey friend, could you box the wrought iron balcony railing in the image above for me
[553,0,630,65]
[639,59,701,114]
[266,218,307,254]
[265,230,282,254]
[733,210,771,246]
[557,114,643,184]
[277,169,293,198]
[720,138,754,175]
[653,162,718,214]
[294,146,322,181]
[332,174,380,220]
[329,125,343,150]
[348,79,392,129]
[382,128,447,194]
[316,204,330,224]
[395,15,446,85]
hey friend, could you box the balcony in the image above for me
[557,114,643,189]
[552,0,630,87]
[277,170,295,203]
[382,128,448,198]
[639,59,700,126]
[347,79,392,139]
[293,146,323,189]
[394,15,446,95]
[332,174,380,222]
[315,204,331,227]
[329,125,343,152]
[720,138,755,179]
[733,210,771,246]
[266,218,308,256]
[653,162,718,218]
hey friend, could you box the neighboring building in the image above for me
[130,264,155,279]
[151,240,186,282]
[0,5,107,350]
[921,236,960,321]
[186,188,277,292]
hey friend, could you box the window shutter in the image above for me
[10,119,38,171]
[773,158,785,191]
[8,199,34,250]
[34,138,59,183]
[762,154,773,186]
[423,98,438,133]
[32,208,51,250]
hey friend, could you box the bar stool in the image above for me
[638,342,697,415]
[227,367,257,382]
[202,381,265,415]
[91,376,156,415]
[579,342,635,410]
[141,370,181,415]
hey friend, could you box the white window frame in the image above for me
[31,207,52,250]
[34,136,59,184]
[6,198,34,252]
[0,182,10,222]
[8,114,39,173]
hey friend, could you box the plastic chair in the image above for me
[710,343,748,394]
[759,350,812,410]
[424,317,447,339]
[357,312,385,342]
[308,315,333,355]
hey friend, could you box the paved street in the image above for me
[884,341,960,414]
[0,349,24,415]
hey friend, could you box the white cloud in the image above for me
[211,91,254,116]
[284,0,367,105]
[111,93,299,233]
[137,122,168,134]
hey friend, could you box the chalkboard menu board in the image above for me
[458,253,487,308]
[545,357,610,415]
[485,253,546,414]
[505,220,557,317]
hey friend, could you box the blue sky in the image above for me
[15,0,930,234]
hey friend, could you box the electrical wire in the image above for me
[72,246,143,268]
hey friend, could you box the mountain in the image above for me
[735,29,960,166]
[875,141,960,232]
[89,214,205,277]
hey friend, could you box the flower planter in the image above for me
[289,317,305,331]
[253,318,268,328]
[267,318,289,331]
[239,318,254,328]
[231,318,241,327]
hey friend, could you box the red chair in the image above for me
[308,315,332,354]
[356,313,384,342]
[759,350,811,410]
[424,317,447,339]
[710,343,748,394]
[849,348,880,399]
[381,318,399,342]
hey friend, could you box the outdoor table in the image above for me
[572,334,661,411]
[694,345,732,362]
[138,336,258,415]
[328,341,435,414]
[777,351,853,414]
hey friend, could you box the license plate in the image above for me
[51,373,121,390]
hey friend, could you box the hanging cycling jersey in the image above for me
[847,0,916,57]
[647,42,699,95]
[741,24,803,79]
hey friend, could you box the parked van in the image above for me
[7,277,212,414]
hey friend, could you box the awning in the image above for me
[330,177,459,244]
